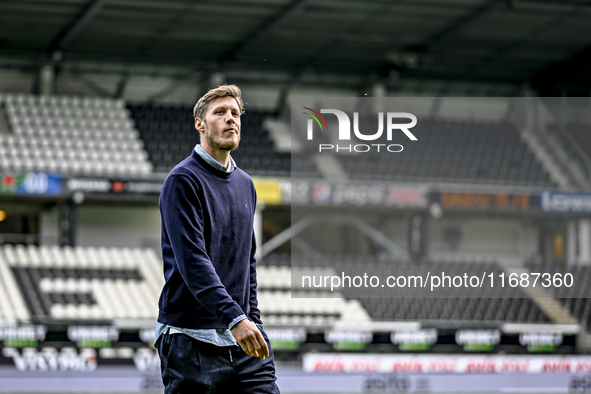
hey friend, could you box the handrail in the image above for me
[553,122,591,188]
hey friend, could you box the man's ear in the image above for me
[195,117,205,132]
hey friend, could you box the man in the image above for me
[155,84,279,393]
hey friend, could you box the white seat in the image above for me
[63,246,77,268]
[86,246,101,267]
[73,247,88,268]
[52,278,65,293]
[26,245,41,266]
[51,304,66,319]
[96,247,111,266]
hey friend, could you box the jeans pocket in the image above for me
[165,334,175,360]
[157,332,174,362]
[169,334,201,374]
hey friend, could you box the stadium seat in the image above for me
[1,94,153,177]
[337,118,555,186]
[0,245,164,324]
[127,103,315,177]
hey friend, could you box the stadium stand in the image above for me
[0,93,575,336]
[527,260,589,328]
[0,94,152,176]
[0,245,368,327]
[555,124,591,158]
[290,254,552,323]
[0,244,163,323]
[127,103,313,177]
[548,123,591,170]
[258,290,371,327]
[0,94,555,186]
[337,118,555,186]
[359,296,550,323]
[258,256,371,326]
[1,2,591,389]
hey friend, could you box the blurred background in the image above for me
[0,0,591,392]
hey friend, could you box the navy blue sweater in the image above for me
[158,150,261,329]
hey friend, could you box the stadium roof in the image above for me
[1,0,591,94]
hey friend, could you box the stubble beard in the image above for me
[204,124,240,151]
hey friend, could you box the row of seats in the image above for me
[2,93,124,109]
[547,123,591,186]
[526,260,590,328]
[0,245,578,327]
[0,245,370,327]
[257,265,291,289]
[548,123,591,160]
[259,291,370,326]
[1,94,153,176]
[334,119,554,186]
[0,94,561,187]
[256,264,367,325]
[128,103,317,177]
[1,244,163,322]
[287,253,551,323]
[359,296,549,323]
[0,243,562,326]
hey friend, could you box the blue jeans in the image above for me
[156,330,280,393]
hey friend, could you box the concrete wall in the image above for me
[429,216,538,261]
[40,204,161,250]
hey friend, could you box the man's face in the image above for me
[195,96,241,152]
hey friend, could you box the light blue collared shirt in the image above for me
[194,144,237,173]
[155,145,261,346]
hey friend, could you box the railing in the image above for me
[0,233,60,245]
[551,123,591,189]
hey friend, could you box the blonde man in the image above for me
[155,85,279,393]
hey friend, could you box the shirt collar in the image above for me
[194,144,236,173]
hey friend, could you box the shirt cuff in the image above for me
[228,314,247,330]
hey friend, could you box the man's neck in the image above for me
[201,143,231,169]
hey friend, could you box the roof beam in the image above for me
[376,1,505,82]
[519,0,591,8]
[416,0,505,52]
[463,1,587,82]
[47,0,107,52]
[219,0,307,62]
[531,43,591,95]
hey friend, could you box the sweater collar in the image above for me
[193,144,237,174]
[191,149,233,178]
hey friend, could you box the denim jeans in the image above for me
[156,329,280,393]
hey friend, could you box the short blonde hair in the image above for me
[193,84,245,120]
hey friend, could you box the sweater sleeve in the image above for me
[248,229,263,324]
[248,184,263,324]
[161,174,244,328]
